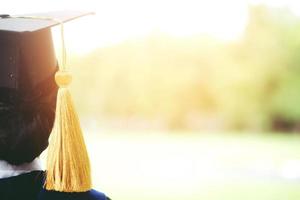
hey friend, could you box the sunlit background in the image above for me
[4,0,300,199]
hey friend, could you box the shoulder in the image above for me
[89,189,111,200]
[38,189,111,200]
[0,171,44,200]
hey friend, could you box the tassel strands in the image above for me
[46,72,92,191]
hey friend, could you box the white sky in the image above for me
[2,0,300,54]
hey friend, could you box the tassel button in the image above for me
[55,71,72,87]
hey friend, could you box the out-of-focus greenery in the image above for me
[84,131,300,200]
[71,5,300,131]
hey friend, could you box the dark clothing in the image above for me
[0,171,110,200]
[39,189,108,200]
[0,171,44,200]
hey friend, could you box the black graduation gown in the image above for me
[0,171,110,200]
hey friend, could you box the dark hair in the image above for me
[0,72,57,165]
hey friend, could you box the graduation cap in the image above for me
[0,11,93,192]
[0,11,92,90]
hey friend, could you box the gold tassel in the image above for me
[45,71,92,192]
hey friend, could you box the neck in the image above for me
[0,158,42,179]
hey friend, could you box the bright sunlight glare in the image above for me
[57,0,249,54]
[2,0,300,54]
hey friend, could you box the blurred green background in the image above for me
[66,3,300,200]
[72,5,300,133]
[84,131,300,200]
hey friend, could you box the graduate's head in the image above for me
[0,12,93,192]
[0,25,58,165]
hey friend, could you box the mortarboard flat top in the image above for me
[0,11,93,33]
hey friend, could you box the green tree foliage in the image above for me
[70,5,300,131]
[239,6,300,130]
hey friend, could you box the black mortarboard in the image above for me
[0,11,92,90]
[0,11,92,165]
